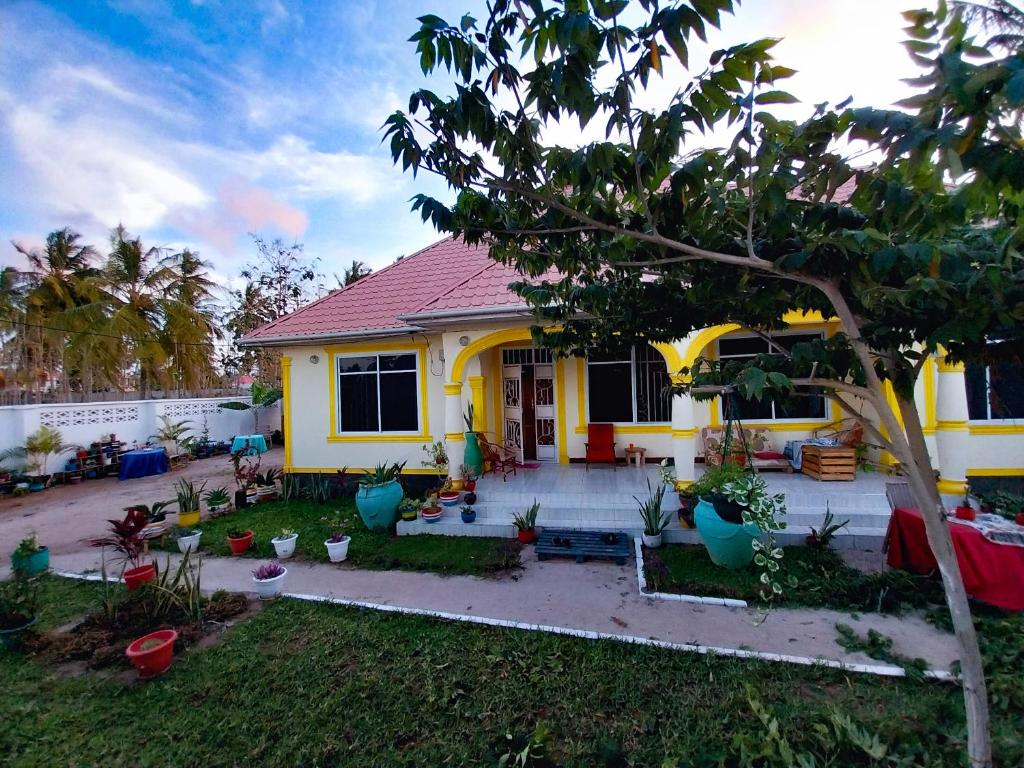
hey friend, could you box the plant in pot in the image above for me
[636,480,670,548]
[11,533,49,576]
[230,449,261,508]
[271,528,298,559]
[438,480,461,507]
[150,415,193,456]
[252,562,287,599]
[398,497,420,522]
[463,490,478,505]
[805,503,849,549]
[125,628,179,679]
[325,526,351,562]
[355,461,406,531]
[204,486,231,516]
[421,493,443,523]
[90,508,155,589]
[125,500,173,525]
[0,425,76,491]
[255,468,282,501]
[954,491,976,521]
[227,528,255,556]
[461,504,477,523]
[177,528,202,554]
[0,576,39,650]
[462,403,484,477]
[174,478,206,528]
[513,500,540,543]
[460,464,478,492]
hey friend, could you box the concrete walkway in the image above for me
[42,545,961,679]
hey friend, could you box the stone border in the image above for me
[633,537,749,608]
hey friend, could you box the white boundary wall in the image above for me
[0,397,281,474]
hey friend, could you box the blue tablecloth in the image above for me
[231,434,268,455]
[119,448,169,480]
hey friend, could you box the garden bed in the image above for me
[154,499,522,576]
[643,544,947,612]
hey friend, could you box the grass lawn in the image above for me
[643,544,947,612]
[154,499,521,576]
[2,576,1021,766]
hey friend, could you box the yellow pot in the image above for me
[178,509,201,527]
[449,479,465,491]
[674,480,693,492]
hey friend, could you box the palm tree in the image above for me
[953,1,1024,48]
[161,248,221,394]
[218,380,283,434]
[340,260,371,287]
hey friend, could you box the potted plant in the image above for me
[513,500,540,544]
[252,562,287,599]
[692,468,782,570]
[150,415,193,456]
[954,491,976,521]
[204,486,231,516]
[272,528,298,559]
[325,530,351,562]
[0,425,76,491]
[438,485,461,507]
[125,629,178,678]
[398,498,420,522]
[462,403,484,476]
[255,468,282,501]
[460,504,477,524]
[421,493,443,522]
[230,449,261,509]
[464,490,478,505]
[11,533,49,576]
[805,504,849,549]
[126,500,173,524]
[177,528,202,554]
[636,480,670,548]
[355,461,406,531]
[174,478,206,528]
[0,576,38,650]
[227,528,255,556]
[90,509,155,589]
[461,464,478,492]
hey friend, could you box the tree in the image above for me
[385,2,1024,765]
[217,380,283,435]
[339,259,372,287]
[953,0,1024,48]
[160,248,221,395]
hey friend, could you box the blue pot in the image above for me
[461,509,476,524]
[694,498,761,570]
[355,479,404,532]
[11,547,49,576]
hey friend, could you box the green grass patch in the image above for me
[3,576,1020,766]
[644,544,946,612]
[154,499,521,576]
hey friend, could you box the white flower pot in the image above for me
[272,533,298,559]
[325,536,350,563]
[642,533,663,549]
[178,531,202,554]
[253,568,287,599]
[207,503,228,516]
[257,484,277,501]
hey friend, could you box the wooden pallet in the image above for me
[801,445,856,481]
[535,528,631,565]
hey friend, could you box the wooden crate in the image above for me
[801,445,856,481]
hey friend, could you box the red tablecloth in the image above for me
[886,507,1024,611]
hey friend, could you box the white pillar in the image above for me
[934,356,970,496]
[670,388,697,485]
[443,383,465,476]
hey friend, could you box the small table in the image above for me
[800,445,855,481]
[230,434,268,455]
[624,445,647,467]
[119,448,170,481]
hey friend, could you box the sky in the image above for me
[0,0,921,290]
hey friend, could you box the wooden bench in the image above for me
[535,528,631,565]
[801,445,856,481]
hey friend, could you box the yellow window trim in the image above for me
[286,466,440,475]
[574,424,672,435]
[966,467,1024,476]
[968,423,1024,435]
[326,341,430,443]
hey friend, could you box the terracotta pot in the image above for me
[954,506,976,521]
[517,528,537,544]
[126,629,178,679]
[227,530,255,555]
[464,480,476,492]
[123,563,157,591]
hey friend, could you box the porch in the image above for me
[397,463,895,549]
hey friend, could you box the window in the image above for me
[336,353,419,433]
[716,333,827,421]
[587,345,671,423]
[965,346,1024,420]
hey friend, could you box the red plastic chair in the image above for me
[585,423,617,471]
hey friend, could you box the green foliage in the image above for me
[835,624,929,681]
[0,426,76,476]
[0,575,38,627]
[806,502,850,549]
[513,499,541,531]
[13,534,43,558]
[150,416,192,447]
[203,486,231,507]
[174,478,206,514]
[217,381,284,433]
[358,461,406,487]
[142,551,203,625]
[635,479,670,535]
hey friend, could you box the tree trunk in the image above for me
[896,393,991,768]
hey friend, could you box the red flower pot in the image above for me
[123,563,157,591]
[954,506,976,521]
[227,530,254,555]
[126,629,178,679]
[517,528,537,544]
[464,480,476,492]
[1016,513,1024,527]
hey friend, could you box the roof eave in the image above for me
[397,304,537,325]
[237,326,425,348]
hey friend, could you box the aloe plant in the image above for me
[358,461,406,487]
[512,500,540,531]
[635,480,670,536]
[204,486,230,507]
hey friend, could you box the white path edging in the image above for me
[633,537,749,608]
[51,569,955,681]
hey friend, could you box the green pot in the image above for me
[694,498,761,570]
[11,547,49,577]
[355,479,404,532]
[464,432,484,477]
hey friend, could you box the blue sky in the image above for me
[0,0,918,287]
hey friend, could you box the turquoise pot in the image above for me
[694,499,761,570]
[464,432,484,476]
[355,480,404,532]
[11,547,49,577]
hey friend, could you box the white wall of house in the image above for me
[0,397,279,475]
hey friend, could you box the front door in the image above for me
[501,347,558,462]
[502,364,524,463]
[534,364,556,460]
